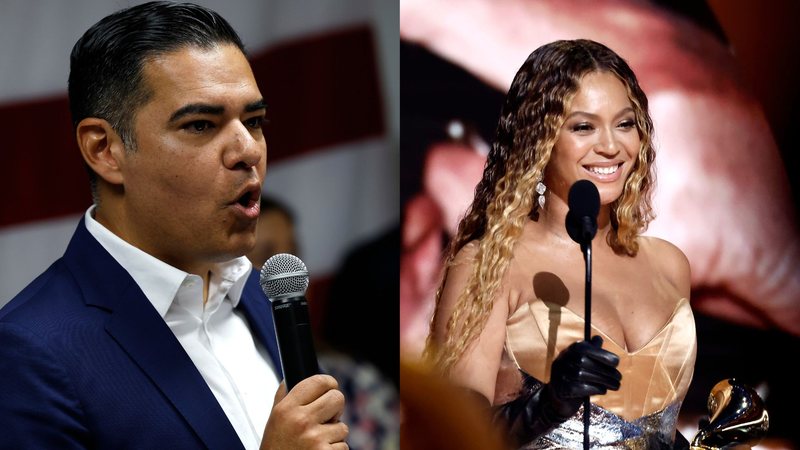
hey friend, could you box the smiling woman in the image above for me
[548,72,641,218]
[423,40,694,449]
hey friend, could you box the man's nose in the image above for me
[223,121,264,170]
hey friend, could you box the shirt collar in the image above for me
[84,206,253,317]
[210,257,252,308]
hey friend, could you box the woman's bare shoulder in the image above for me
[639,235,691,298]
[452,240,480,265]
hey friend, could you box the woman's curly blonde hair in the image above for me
[425,39,656,374]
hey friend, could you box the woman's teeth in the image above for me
[587,165,618,175]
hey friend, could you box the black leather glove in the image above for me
[493,335,622,446]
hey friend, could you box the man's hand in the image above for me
[261,375,348,449]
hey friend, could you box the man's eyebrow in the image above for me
[168,99,266,124]
[168,103,225,124]
[245,99,267,113]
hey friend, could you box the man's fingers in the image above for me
[272,381,288,404]
[311,386,346,424]
[279,374,347,427]
[285,374,339,405]
[325,421,350,446]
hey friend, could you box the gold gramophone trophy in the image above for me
[690,378,769,450]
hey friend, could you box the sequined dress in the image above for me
[490,249,697,449]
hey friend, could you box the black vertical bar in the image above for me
[583,243,592,450]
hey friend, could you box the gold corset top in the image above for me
[497,297,696,422]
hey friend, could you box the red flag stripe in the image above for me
[253,25,386,161]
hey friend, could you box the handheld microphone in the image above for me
[564,179,600,450]
[259,253,319,391]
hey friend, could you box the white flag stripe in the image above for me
[0,214,81,303]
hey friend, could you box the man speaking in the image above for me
[0,2,348,449]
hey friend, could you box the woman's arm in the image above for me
[431,243,509,402]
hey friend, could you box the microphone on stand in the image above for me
[259,253,320,391]
[566,179,600,252]
[565,179,600,450]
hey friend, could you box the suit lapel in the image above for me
[64,219,245,450]
[238,271,283,380]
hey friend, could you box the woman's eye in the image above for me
[572,123,593,132]
[619,119,636,129]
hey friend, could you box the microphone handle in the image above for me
[271,295,320,390]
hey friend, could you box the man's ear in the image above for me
[76,118,127,186]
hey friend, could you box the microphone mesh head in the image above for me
[566,180,600,245]
[259,253,309,300]
[567,179,600,217]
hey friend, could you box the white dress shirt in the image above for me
[85,207,280,450]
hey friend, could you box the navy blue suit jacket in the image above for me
[0,219,283,449]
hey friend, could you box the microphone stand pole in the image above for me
[566,180,600,450]
[582,240,592,450]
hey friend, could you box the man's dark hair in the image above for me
[68,1,246,195]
